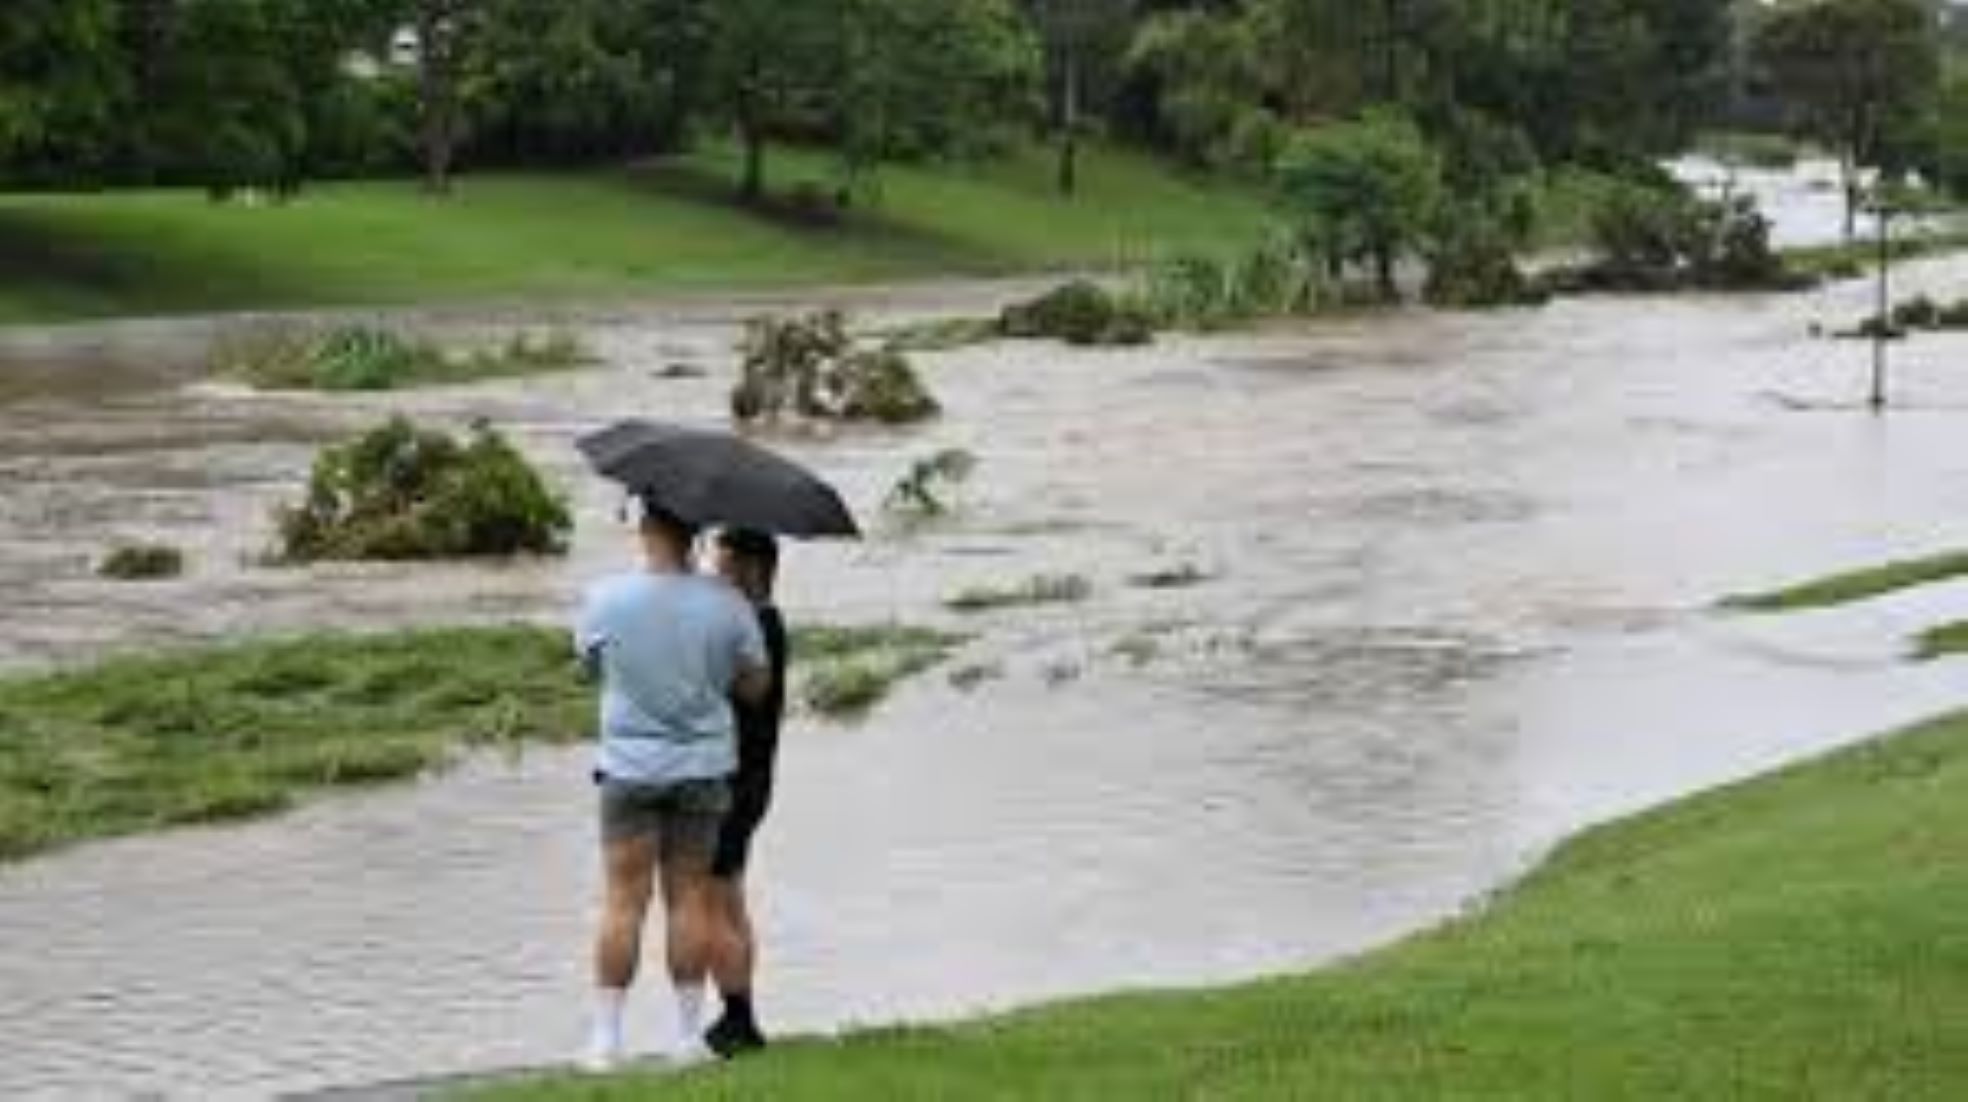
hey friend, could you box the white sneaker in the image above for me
[668,1037,717,1068]
[577,1037,623,1074]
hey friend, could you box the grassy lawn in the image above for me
[0,623,959,861]
[1722,549,1968,612]
[0,144,1276,324]
[475,706,1968,1101]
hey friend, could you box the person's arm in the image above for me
[573,588,607,683]
[728,597,773,706]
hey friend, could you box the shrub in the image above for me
[1135,240,1326,329]
[276,417,571,561]
[1571,183,1800,293]
[732,311,940,425]
[999,281,1154,347]
[97,543,186,581]
[1424,211,1544,308]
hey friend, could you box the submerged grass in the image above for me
[1914,621,1968,660]
[216,324,593,392]
[945,574,1093,614]
[474,708,1968,1100]
[1722,549,1968,612]
[0,623,957,861]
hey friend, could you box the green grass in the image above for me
[945,573,1093,614]
[474,707,1968,1101]
[1723,550,1968,612]
[0,145,1276,323]
[0,623,958,861]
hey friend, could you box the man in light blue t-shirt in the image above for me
[574,502,771,1070]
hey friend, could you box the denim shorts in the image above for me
[596,775,731,864]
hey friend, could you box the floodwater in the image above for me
[3,215,1968,1098]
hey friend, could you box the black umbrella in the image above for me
[576,419,860,539]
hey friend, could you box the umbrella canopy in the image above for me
[576,419,860,539]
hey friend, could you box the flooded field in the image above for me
[2,247,1967,1098]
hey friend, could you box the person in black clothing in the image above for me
[704,528,787,1057]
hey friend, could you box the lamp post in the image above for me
[1862,180,1897,413]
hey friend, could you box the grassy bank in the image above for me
[478,707,1968,1100]
[0,145,1275,324]
[0,623,958,861]
[1723,549,1968,612]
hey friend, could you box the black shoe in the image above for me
[705,1013,769,1059]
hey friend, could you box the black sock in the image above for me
[720,992,756,1032]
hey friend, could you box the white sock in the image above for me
[674,982,708,1046]
[590,987,626,1052]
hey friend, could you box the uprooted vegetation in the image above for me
[999,281,1156,346]
[275,417,571,562]
[96,543,187,581]
[731,310,940,425]
[214,324,593,391]
[884,449,979,525]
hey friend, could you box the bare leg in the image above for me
[595,835,658,989]
[709,876,756,996]
[659,850,716,987]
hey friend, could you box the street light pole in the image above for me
[1870,201,1891,412]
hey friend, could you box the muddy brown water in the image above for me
[4,239,1968,1095]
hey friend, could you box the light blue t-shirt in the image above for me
[575,572,769,785]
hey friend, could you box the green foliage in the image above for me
[214,324,591,391]
[96,543,186,581]
[276,417,571,561]
[884,449,979,523]
[473,708,1968,1101]
[732,311,940,425]
[0,0,120,172]
[946,573,1093,613]
[1423,210,1545,309]
[998,280,1154,346]
[1753,0,1943,233]
[1276,109,1445,300]
[1558,183,1799,293]
[1134,239,1327,328]
[1126,11,1276,171]
[1935,72,1968,199]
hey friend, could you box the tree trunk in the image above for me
[418,3,458,197]
[737,61,766,203]
[1375,245,1398,302]
[1056,46,1080,196]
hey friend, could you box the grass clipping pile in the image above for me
[732,310,939,426]
[277,417,571,562]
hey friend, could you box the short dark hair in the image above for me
[638,497,699,547]
[716,527,779,574]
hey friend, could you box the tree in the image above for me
[705,0,1039,205]
[0,0,121,176]
[412,0,483,194]
[1754,0,1942,239]
[466,0,711,166]
[1275,108,1443,299]
[705,0,842,203]
[1029,0,1135,194]
[1126,9,1277,170]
